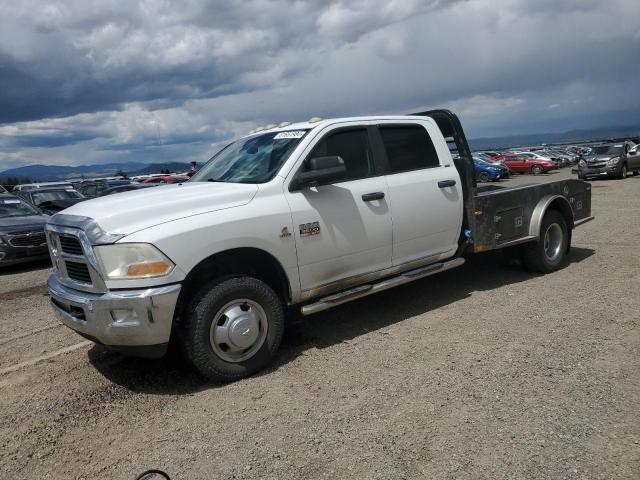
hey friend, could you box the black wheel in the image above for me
[618,163,627,179]
[532,164,544,175]
[180,276,284,381]
[522,210,569,273]
[478,171,490,183]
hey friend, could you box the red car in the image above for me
[141,175,190,184]
[493,154,558,174]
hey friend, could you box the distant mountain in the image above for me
[0,162,201,182]
[468,123,640,150]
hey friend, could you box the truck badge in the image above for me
[299,221,320,237]
[279,227,292,238]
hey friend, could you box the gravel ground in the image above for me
[0,169,638,480]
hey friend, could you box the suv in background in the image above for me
[12,182,73,192]
[77,180,133,198]
[15,188,86,215]
[578,142,639,180]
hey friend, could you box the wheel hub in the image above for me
[229,315,259,349]
[543,223,563,262]
[210,299,268,363]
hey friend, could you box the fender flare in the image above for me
[528,194,574,239]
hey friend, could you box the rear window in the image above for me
[379,125,440,173]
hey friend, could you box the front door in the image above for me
[285,127,393,295]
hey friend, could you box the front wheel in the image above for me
[532,165,544,175]
[478,171,490,183]
[180,277,284,381]
[618,163,627,179]
[522,210,569,273]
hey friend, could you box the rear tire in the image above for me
[532,165,544,175]
[180,276,284,381]
[522,210,569,273]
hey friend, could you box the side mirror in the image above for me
[292,155,347,190]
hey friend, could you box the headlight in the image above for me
[607,156,620,166]
[578,160,586,167]
[94,243,175,279]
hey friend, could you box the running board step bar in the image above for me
[301,257,465,316]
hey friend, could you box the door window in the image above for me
[307,128,373,182]
[379,125,440,173]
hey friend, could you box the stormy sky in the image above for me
[1,0,639,170]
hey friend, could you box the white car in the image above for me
[46,111,593,380]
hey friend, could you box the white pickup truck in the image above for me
[46,110,593,381]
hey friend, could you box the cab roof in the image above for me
[244,115,431,137]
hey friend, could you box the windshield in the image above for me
[591,145,623,155]
[474,158,492,165]
[191,130,309,184]
[31,190,83,205]
[0,198,40,218]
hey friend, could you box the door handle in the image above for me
[361,192,385,202]
[438,179,456,188]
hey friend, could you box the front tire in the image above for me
[522,210,569,273]
[478,171,490,183]
[180,277,284,381]
[618,163,627,179]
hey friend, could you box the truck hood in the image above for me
[56,182,258,235]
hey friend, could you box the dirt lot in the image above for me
[1,169,638,480]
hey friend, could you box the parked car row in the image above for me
[0,174,192,267]
[471,138,639,181]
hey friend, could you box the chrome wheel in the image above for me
[543,223,563,262]
[210,299,268,363]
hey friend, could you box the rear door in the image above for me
[285,126,393,295]
[374,121,463,266]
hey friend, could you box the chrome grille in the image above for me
[58,235,84,255]
[8,231,47,247]
[65,261,92,283]
[46,227,103,292]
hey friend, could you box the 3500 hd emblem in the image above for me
[299,221,320,237]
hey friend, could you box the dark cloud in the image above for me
[0,0,639,170]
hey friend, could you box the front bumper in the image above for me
[580,165,619,177]
[48,274,181,357]
[0,244,49,266]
